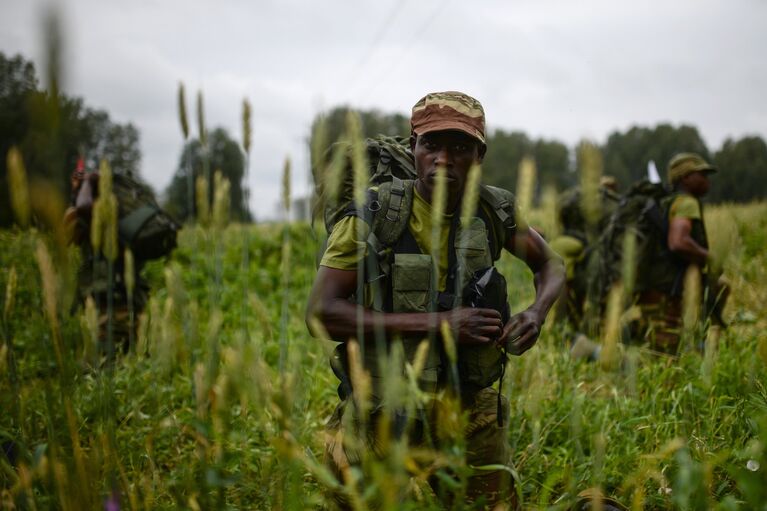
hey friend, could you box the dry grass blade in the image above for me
[178,83,189,140]
[346,340,371,418]
[6,147,31,228]
[35,239,64,367]
[4,266,17,320]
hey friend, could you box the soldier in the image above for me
[306,91,565,508]
[636,152,727,352]
[571,153,727,359]
[64,159,155,357]
[550,176,620,326]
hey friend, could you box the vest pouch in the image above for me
[392,253,433,313]
[458,345,505,392]
[455,218,493,283]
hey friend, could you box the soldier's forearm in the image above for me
[308,298,442,342]
[528,256,566,323]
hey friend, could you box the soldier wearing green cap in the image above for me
[307,91,564,508]
[634,152,727,352]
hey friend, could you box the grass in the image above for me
[1,197,766,509]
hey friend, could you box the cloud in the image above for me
[1,0,766,217]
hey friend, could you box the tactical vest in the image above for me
[331,177,517,407]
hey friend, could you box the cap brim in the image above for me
[413,120,485,144]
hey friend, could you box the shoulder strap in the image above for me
[478,185,517,258]
[371,177,414,247]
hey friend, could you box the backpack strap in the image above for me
[371,177,414,247]
[118,204,159,244]
[478,185,517,259]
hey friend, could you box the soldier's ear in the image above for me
[477,143,487,162]
[410,134,417,152]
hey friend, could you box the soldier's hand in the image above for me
[445,307,503,345]
[501,308,543,355]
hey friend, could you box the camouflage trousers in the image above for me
[632,291,684,354]
[323,387,518,510]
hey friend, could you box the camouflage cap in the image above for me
[667,152,717,184]
[411,91,486,144]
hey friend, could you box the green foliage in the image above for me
[1,202,765,509]
[711,136,767,203]
[602,124,710,190]
[164,127,251,223]
[0,52,143,227]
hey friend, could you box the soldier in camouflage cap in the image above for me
[308,91,565,508]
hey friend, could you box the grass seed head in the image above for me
[242,98,252,155]
[212,170,231,229]
[196,90,207,147]
[345,110,367,208]
[195,175,210,225]
[124,248,135,300]
[682,264,702,336]
[83,295,98,363]
[6,147,31,228]
[578,141,603,228]
[460,163,482,228]
[177,83,189,140]
[516,156,537,217]
[440,319,457,364]
[282,157,291,215]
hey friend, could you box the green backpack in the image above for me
[584,180,681,317]
[113,173,180,261]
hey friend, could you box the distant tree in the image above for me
[710,136,767,203]
[602,124,710,189]
[1,51,142,227]
[165,127,251,223]
[482,130,532,193]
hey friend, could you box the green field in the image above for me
[1,201,766,510]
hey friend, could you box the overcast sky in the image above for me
[2,0,765,219]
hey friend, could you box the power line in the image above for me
[342,0,407,96]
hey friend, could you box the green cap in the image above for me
[411,91,486,144]
[667,153,717,184]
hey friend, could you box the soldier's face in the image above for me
[411,130,485,206]
[681,170,711,197]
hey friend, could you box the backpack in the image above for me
[113,173,180,261]
[584,180,681,316]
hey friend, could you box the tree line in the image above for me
[0,52,141,227]
[309,106,767,204]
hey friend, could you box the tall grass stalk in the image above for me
[578,142,603,231]
[279,157,292,372]
[6,147,31,228]
[178,83,193,220]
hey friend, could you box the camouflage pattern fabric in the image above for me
[632,290,683,354]
[411,91,486,144]
[323,387,517,509]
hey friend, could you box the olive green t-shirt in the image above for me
[668,194,702,220]
[321,188,453,290]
